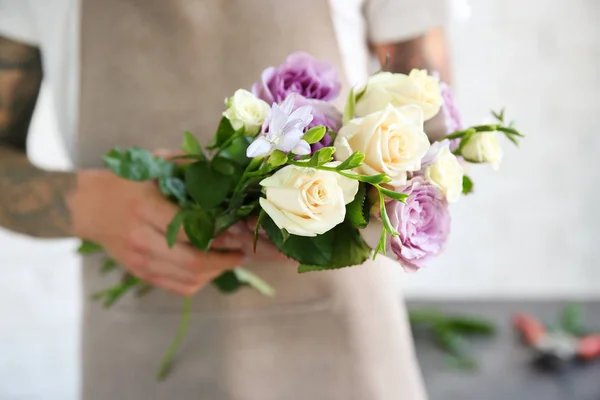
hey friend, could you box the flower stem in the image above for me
[157,296,193,381]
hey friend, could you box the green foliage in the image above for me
[346,183,370,229]
[303,126,327,144]
[183,209,214,251]
[159,177,188,205]
[181,131,205,159]
[335,152,365,171]
[185,161,230,210]
[208,117,236,149]
[267,150,288,168]
[462,175,474,195]
[77,240,103,254]
[92,274,141,308]
[377,185,408,202]
[218,136,253,166]
[212,271,245,293]
[560,303,586,336]
[378,190,398,236]
[260,215,371,272]
[104,148,175,181]
[166,210,185,248]
[211,157,237,176]
[343,87,356,125]
[306,147,335,167]
[100,258,117,274]
[234,267,275,297]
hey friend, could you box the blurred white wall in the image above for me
[1,0,599,398]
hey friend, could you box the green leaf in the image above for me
[212,270,244,293]
[104,148,175,181]
[100,258,117,274]
[208,117,236,149]
[219,136,253,166]
[433,324,470,358]
[281,229,290,245]
[343,88,356,125]
[379,190,398,236]
[159,177,188,205]
[561,303,586,335]
[306,147,335,167]
[185,161,230,210]
[233,267,275,296]
[183,209,214,251]
[267,150,288,168]
[261,215,370,271]
[253,209,265,252]
[181,131,204,158]
[338,171,390,185]
[92,273,140,308]
[462,175,474,195]
[77,240,103,255]
[377,185,408,202]
[346,183,369,228]
[166,210,185,248]
[303,126,327,144]
[373,228,386,260]
[336,152,365,171]
[445,316,496,336]
[492,108,505,123]
[211,157,236,176]
[408,308,444,326]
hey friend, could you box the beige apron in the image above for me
[78,0,426,399]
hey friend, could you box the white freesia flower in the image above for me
[335,104,430,187]
[355,69,442,121]
[223,89,270,136]
[461,132,503,170]
[246,95,313,158]
[424,144,464,203]
[259,163,358,237]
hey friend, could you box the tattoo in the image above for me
[0,36,75,238]
[373,28,451,83]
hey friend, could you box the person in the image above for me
[0,0,451,399]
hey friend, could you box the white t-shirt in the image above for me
[0,0,447,160]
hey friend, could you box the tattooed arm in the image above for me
[0,35,76,238]
[372,27,451,82]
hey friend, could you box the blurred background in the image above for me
[1,0,599,399]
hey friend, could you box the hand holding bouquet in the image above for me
[79,52,523,378]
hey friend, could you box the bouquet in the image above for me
[78,52,523,378]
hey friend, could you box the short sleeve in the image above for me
[365,0,448,44]
[0,0,39,45]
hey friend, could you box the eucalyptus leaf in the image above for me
[303,126,327,144]
[181,131,204,158]
[159,177,188,205]
[185,161,230,210]
[104,148,175,181]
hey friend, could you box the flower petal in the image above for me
[246,136,273,158]
[292,140,311,155]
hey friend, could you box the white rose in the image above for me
[223,89,270,136]
[259,164,359,237]
[461,132,503,170]
[355,69,442,121]
[335,104,430,187]
[424,145,464,203]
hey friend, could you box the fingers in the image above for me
[136,191,188,242]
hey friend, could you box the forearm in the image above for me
[374,27,451,83]
[0,145,75,238]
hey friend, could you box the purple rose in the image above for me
[440,82,463,134]
[386,178,451,271]
[292,95,342,153]
[252,52,341,104]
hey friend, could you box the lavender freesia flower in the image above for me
[440,81,463,134]
[252,52,341,104]
[292,95,342,153]
[386,177,451,271]
[246,95,313,158]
